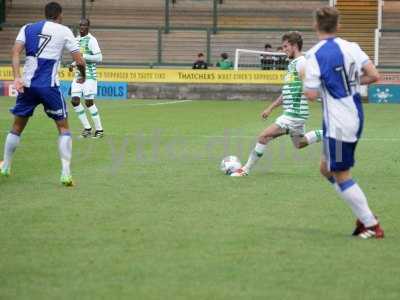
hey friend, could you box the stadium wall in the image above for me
[1,67,400,102]
[128,83,282,100]
[0,67,285,100]
[368,72,400,104]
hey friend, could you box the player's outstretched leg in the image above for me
[58,132,73,186]
[231,142,266,177]
[86,100,103,138]
[55,118,73,187]
[1,132,20,176]
[231,124,285,177]
[71,96,92,138]
[320,158,384,239]
[335,174,384,239]
[305,129,323,145]
[1,116,29,177]
[291,129,323,149]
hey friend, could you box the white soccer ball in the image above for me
[220,155,242,175]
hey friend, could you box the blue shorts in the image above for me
[11,87,68,120]
[323,137,357,172]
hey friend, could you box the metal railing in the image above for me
[0,0,5,24]
[374,0,400,69]
[374,0,383,66]
[0,23,315,67]
[0,0,322,35]
[2,0,398,69]
[376,28,400,70]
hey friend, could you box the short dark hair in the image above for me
[45,2,62,20]
[264,43,272,49]
[80,18,90,26]
[282,31,303,51]
[314,6,339,33]
[221,52,228,60]
[197,52,204,57]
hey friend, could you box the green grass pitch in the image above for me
[1,96,400,299]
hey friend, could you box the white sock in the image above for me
[88,104,103,131]
[58,133,72,177]
[243,142,267,172]
[73,104,91,130]
[2,132,20,170]
[336,179,378,227]
[304,129,323,145]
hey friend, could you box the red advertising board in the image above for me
[2,81,17,97]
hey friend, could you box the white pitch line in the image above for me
[131,100,193,106]
[123,134,400,142]
[0,129,398,142]
[88,134,400,142]
[362,138,400,142]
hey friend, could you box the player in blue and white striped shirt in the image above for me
[304,6,384,239]
[0,2,86,186]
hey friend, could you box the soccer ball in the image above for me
[220,156,242,175]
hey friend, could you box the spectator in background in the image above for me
[276,46,289,70]
[192,52,208,69]
[216,52,233,70]
[260,43,274,70]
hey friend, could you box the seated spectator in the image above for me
[192,53,208,69]
[275,46,289,70]
[260,43,274,70]
[216,52,233,70]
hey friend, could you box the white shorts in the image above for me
[275,114,306,136]
[71,79,97,100]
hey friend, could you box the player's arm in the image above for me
[83,53,102,63]
[12,25,27,93]
[68,61,76,72]
[261,94,283,119]
[65,34,86,82]
[84,38,103,63]
[303,53,321,101]
[360,61,380,85]
[11,42,25,93]
[71,51,86,83]
[64,27,86,82]
[304,88,319,101]
[296,56,320,100]
[352,43,380,85]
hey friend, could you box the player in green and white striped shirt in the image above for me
[231,32,322,177]
[69,18,104,138]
